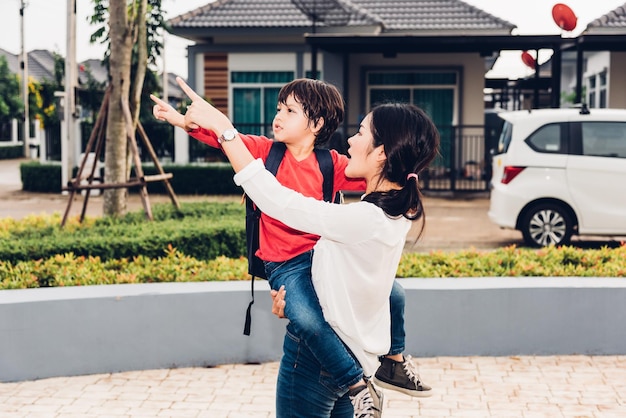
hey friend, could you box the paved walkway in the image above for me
[1,356,625,417]
[2,158,625,417]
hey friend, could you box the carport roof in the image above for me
[303,34,566,55]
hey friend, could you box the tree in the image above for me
[91,0,156,217]
[0,56,24,123]
[35,52,65,128]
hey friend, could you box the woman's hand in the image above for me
[270,285,287,319]
[176,77,233,135]
[176,76,253,172]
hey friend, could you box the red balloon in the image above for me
[521,51,536,69]
[552,3,577,31]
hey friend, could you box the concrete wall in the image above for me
[2,277,625,383]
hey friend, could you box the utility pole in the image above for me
[19,0,30,157]
[62,0,77,193]
[162,31,168,102]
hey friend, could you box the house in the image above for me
[168,0,567,191]
[0,47,185,164]
[0,47,57,84]
[577,2,626,109]
[0,48,58,147]
[507,2,626,111]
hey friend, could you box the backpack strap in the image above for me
[313,148,335,203]
[244,143,338,336]
[244,141,287,336]
[266,141,287,176]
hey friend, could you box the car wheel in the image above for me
[521,203,573,247]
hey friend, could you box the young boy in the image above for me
[151,78,431,402]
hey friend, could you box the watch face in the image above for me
[222,129,237,141]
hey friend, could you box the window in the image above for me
[589,91,596,108]
[599,70,607,108]
[525,123,563,153]
[582,122,626,158]
[587,75,597,108]
[497,121,513,154]
[366,70,458,170]
[231,71,294,136]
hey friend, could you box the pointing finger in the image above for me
[176,76,203,102]
[149,94,169,107]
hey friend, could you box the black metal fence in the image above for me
[422,125,491,193]
[41,122,492,193]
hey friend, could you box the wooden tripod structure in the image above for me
[61,86,181,226]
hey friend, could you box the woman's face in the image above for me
[345,113,381,179]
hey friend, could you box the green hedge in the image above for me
[1,244,624,290]
[0,145,25,160]
[19,161,242,195]
[1,201,625,290]
[21,161,63,193]
[0,201,246,263]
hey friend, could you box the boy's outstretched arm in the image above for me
[150,93,196,131]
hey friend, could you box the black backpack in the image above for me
[243,141,338,335]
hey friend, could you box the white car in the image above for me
[488,106,626,247]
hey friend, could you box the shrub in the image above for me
[0,201,246,263]
[0,145,24,160]
[1,203,624,291]
[0,244,624,290]
[20,161,243,195]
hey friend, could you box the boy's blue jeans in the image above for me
[265,250,406,394]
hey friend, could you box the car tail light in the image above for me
[501,166,526,184]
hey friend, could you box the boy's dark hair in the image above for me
[277,78,345,146]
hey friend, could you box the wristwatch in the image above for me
[218,128,238,144]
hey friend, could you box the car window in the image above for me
[581,122,626,158]
[525,123,562,153]
[496,121,512,154]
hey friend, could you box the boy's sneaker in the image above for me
[349,379,384,418]
[373,355,433,398]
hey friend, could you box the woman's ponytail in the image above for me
[362,103,439,228]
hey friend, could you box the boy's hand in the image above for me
[270,286,287,319]
[149,94,194,130]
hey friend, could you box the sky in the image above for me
[0,0,624,80]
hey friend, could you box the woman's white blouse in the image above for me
[234,159,411,376]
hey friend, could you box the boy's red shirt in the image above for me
[190,128,366,262]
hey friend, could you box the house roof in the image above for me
[79,59,108,86]
[0,47,20,74]
[0,48,56,83]
[565,2,626,52]
[169,0,515,36]
[27,50,57,83]
[0,48,185,103]
[586,2,626,34]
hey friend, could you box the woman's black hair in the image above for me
[362,103,440,235]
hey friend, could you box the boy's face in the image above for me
[272,94,319,144]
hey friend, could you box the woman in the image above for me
[179,80,439,418]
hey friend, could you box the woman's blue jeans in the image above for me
[265,251,363,393]
[265,251,407,392]
[276,327,353,418]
